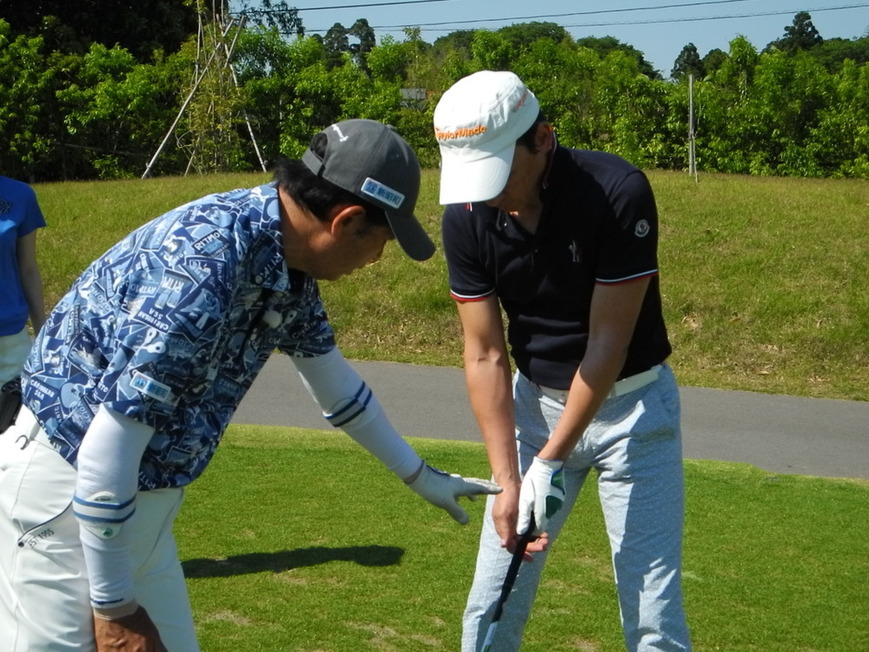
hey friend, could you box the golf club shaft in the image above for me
[479,515,536,652]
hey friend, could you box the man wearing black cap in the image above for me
[0,119,500,651]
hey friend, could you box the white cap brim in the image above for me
[438,143,516,205]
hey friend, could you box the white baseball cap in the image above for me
[434,71,540,205]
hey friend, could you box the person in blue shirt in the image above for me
[0,175,45,386]
[434,72,691,651]
[0,119,499,652]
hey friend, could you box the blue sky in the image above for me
[289,0,869,75]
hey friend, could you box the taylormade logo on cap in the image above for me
[435,124,488,141]
[434,71,540,204]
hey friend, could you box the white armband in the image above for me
[291,348,423,480]
[74,404,154,609]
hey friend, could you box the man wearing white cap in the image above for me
[434,71,691,651]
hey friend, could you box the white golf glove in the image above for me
[518,456,565,536]
[406,462,501,524]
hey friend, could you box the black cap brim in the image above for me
[386,210,436,261]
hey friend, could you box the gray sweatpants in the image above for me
[462,365,691,651]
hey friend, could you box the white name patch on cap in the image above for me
[361,177,404,209]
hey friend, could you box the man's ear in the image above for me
[329,204,366,237]
[535,122,554,151]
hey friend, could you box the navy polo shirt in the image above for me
[442,146,671,390]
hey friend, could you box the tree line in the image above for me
[1,5,867,181]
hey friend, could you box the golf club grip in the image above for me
[481,514,536,652]
[493,533,530,619]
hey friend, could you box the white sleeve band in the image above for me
[291,348,423,480]
[74,404,154,609]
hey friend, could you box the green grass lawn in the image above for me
[32,170,869,400]
[178,427,869,651]
[28,170,869,649]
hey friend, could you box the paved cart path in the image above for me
[233,355,869,480]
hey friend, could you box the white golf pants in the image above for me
[0,408,199,651]
[462,365,691,651]
[0,329,32,385]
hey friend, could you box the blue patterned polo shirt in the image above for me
[22,183,335,489]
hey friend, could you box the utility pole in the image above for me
[688,73,698,182]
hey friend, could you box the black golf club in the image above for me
[480,514,536,652]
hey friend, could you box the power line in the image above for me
[371,0,764,29]
[233,0,447,20]
[288,0,447,11]
[559,4,869,30]
[357,3,869,33]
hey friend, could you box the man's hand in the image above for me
[492,485,550,561]
[517,456,565,536]
[93,605,168,652]
[406,462,501,524]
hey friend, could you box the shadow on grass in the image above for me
[182,545,405,578]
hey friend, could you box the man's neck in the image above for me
[507,202,543,234]
[277,186,315,274]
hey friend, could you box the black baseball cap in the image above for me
[302,119,435,261]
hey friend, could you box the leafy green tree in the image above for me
[575,35,660,79]
[714,35,759,95]
[365,29,432,86]
[750,50,834,175]
[361,35,417,141]
[428,32,475,92]
[398,27,436,91]
[497,22,570,50]
[702,48,728,76]
[236,31,380,160]
[809,59,869,176]
[810,36,869,72]
[0,0,197,62]
[365,32,448,166]
[280,59,377,156]
[349,18,375,73]
[235,32,325,163]
[0,21,60,179]
[3,12,868,181]
[59,44,192,178]
[439,46,474,87]
[234,25,296,81]
[700,37,762,173]
[366,35,413,83]
[324,22,350,69]
[470,30,514,71]
[694,39,865,177]
[659,80,698,171]
[433,30,475,58]
[592,49,668,166]
[510,37,598,148]
[671,43,705,81]
[232,0,304,38]
[768,11,823,54]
